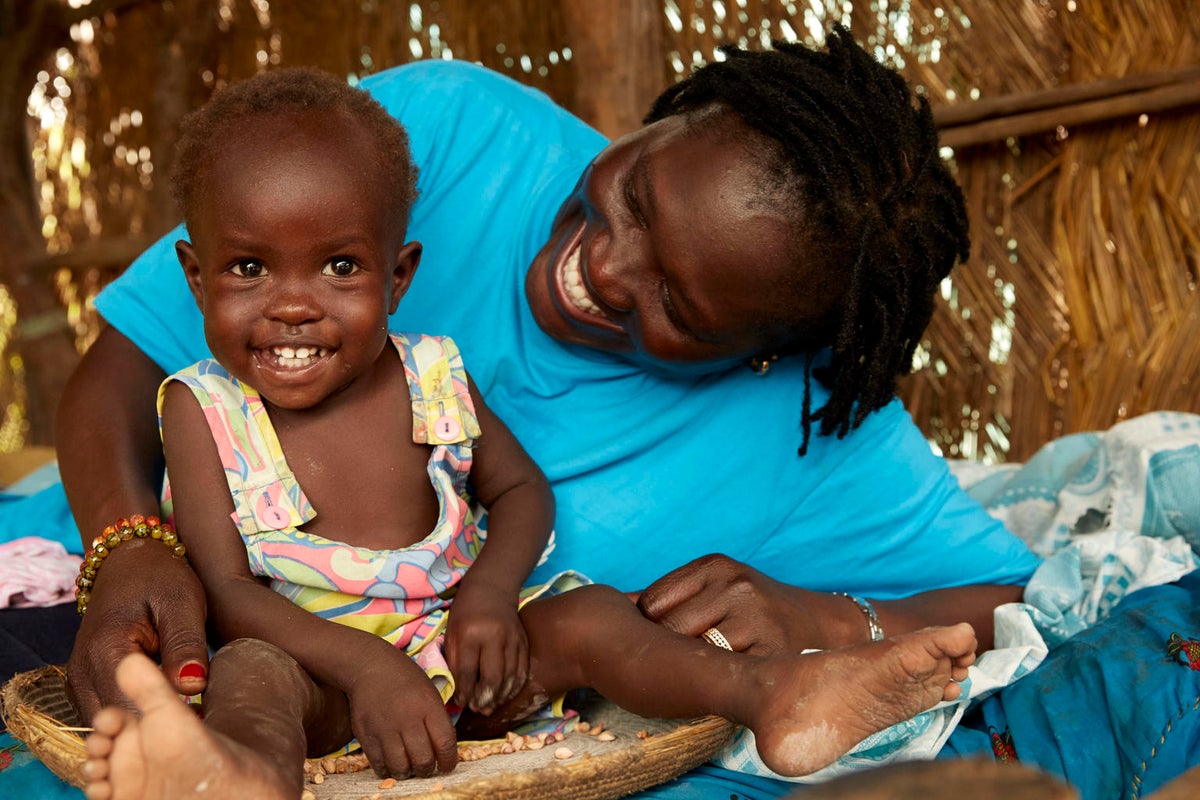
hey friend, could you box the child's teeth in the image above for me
[271,346,324,366]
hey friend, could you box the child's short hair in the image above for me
[171,67,418,230]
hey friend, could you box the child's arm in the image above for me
[444,374,555,715]
[160,381,458,777]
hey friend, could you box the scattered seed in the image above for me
[576,721,591,733]
[526,738,545,750]
[637,730,648,739]
[379,778,397,789]
[597,731,616,742]
[553,746,574,760]
[312,773,325,785]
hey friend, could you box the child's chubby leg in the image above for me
[458,584,976,778]
[83,638,350,800]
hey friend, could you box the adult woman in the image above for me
[59,27,1035,798]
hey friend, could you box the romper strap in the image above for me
[392,333,482,446]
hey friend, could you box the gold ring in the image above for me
[701,627,733,651]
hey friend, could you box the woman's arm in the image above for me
[443,376,555,712]
[636,553,1023,654]
[60,327,209,719]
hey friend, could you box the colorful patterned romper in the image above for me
[159,333,523,704]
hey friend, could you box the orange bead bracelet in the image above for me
[75,514,186,615]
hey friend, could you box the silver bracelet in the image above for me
[834,592,885,641]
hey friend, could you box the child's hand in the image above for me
[445,581,528,715]
[346,649,458,778]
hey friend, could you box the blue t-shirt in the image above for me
[95,60,1039,596]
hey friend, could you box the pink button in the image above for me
[260,506,289,527]
[434,415,461,441]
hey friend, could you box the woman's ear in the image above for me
[389,241,422,314]
[176,241,205,310]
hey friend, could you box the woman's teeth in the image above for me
[562,246,603,315]
[272,346,325,368]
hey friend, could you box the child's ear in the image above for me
[175,240,205,310]
[388,241,422,315]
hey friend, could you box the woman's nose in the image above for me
[586,232,637,313]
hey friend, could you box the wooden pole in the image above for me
[560,0,670,140]
[939,80,1200,149]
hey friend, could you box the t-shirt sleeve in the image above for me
[93,224,208,373]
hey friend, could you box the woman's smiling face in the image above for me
[526,109,836,366]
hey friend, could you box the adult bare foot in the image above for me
[751,622,977,777]
[81,652,294,800]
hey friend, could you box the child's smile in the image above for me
[256,344,331,372]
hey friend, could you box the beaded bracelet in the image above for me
[75,514,186,615]
[833,592,885,641]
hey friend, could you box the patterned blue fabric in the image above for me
[0,733,79,799]
[944,570,1200,800]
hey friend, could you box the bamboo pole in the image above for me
[938,78,1200,149]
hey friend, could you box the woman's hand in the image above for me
[636,553,857,654]
[346,648,459,778]
[444,580,528,715]
[66,540,209,721]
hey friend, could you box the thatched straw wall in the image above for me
[6,0,1198,461]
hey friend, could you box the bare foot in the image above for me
[750,622,977,777]
[82,652,294,800]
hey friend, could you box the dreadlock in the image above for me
[171,67,418,231]
[645,25,970,456]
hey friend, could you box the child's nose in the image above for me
[265,289,322,326]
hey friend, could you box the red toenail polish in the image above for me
[179,663,206,680]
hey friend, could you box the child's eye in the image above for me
[322,258,360,277]
[230,260,266,278]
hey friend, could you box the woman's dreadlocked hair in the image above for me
[645,25,970,455]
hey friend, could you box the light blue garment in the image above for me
[93,59,1038,597]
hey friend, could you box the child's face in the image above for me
[176,109,419,410]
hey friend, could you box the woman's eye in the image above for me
[623,172,648,229]
[230,260,266,278]
[661,281,690,334]
[323,258,359,277]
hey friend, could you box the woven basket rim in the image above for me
[2,665,736,799]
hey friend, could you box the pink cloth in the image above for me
[0,536,81,607]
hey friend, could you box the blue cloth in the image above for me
[0,479,78,552]
[944,568,1200,799]
[0,733,79,799]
